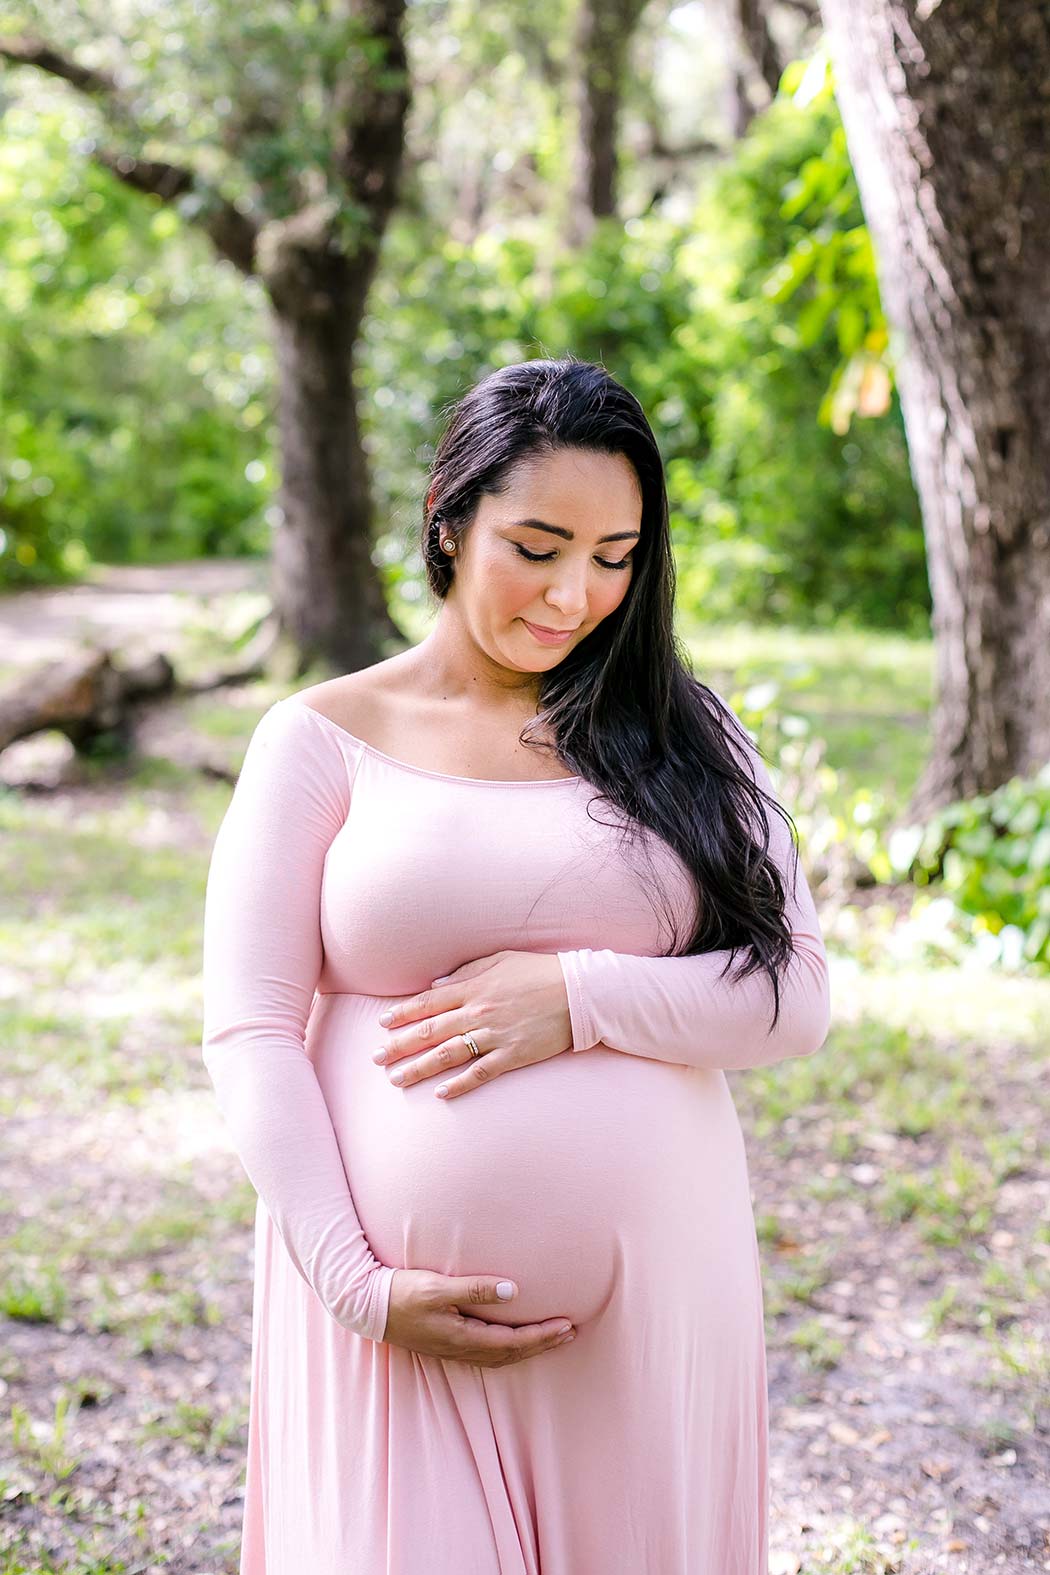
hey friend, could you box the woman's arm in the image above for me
[556,726,831,1072]
[201,698,395,1342]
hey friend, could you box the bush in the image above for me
[886,768,1050,970]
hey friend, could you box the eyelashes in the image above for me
[514,544,632,572]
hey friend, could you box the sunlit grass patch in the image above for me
[983,1329,1050,1400]
[9,1394,80,1482]
[0,809,208,968]
[680,618,932,806]
[793,1515,916,1572]
[0,1184,248,1350]
[137,1397,247,1457]
[764,1259,840,1322]
[0,1001,202,1117]
[743,1014,988,1143]
[787,1314,845,1372]
[1,1256,69,1324]
[877,1145,997,1243]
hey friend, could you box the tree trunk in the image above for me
[259,208,405,673]
[819,0,1050,815]
[268,307,404,674]
[567,0,648,244]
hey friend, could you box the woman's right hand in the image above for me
[381,1268,576,1365]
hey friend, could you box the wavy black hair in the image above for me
[420,354,800,1032]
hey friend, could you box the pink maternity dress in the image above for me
[200,691,830,1575]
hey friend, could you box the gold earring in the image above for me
[440,538,456,553]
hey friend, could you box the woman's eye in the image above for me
[514,544,632,571]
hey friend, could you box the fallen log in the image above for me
[0,647,175,754]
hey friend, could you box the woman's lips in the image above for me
[521,619,577,646]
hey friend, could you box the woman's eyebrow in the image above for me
[507,517,641,544]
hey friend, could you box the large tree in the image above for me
[818,0,1050,813]
[2,1,411,673]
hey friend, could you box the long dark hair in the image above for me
[420,355,800,1032]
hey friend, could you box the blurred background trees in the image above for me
[0,1,914,634]
[1,0,1047,811]
[3,0,414,671]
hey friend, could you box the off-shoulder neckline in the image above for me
[285,696,582,787]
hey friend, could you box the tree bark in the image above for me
[819,0,1050,814]
[723,0,786,139]
[257,199,405,672]
[567,0,649,243]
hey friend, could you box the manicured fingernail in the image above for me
[372,1049,386,1064]
[496,1281,517,1299]
[555,1331,575,1345]
[379,1009,394,1025]
[435,1083,450,1098]
[390,1071,404,1086]
[432,975,449,985]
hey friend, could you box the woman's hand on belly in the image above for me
[383,1266,577,1364]
[372,950,571,1100]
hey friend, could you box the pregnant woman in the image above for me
[201,356,831,1574]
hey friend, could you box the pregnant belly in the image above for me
[308,992,750,1329]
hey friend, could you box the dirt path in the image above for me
[0,559,269,678]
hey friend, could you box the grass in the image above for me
[681,619,934,805]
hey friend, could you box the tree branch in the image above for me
[331,0,411,235]
[0,30,117,95]
[732,0,787,100]
[649,131,724,159]
[0,32,259,274]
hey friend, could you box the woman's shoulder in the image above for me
[289,658,410,747]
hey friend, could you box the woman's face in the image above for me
[449,446,642,671]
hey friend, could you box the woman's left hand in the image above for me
[373,950,573,1099]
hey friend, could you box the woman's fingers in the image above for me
[373,1003,466,1068]
[382,1268,575,1367]
[447,1313,576,1366]
[382,1034,506,1097]
[384,1034,468,1085]
[377,961,500,1033]
[431,1051,499,1099]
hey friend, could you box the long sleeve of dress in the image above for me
[556,713,831,1073]
[200,699,395,1343]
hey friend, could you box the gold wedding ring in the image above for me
[463,1031,482,1059]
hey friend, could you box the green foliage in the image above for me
[757,51,889,426]
[9,0,397,214]
[358,211,706,578]
[3,30,928,631]
[668,51,926,630]
[884,766,1050,970]
[0,91,273,585]
[362,47,926,629]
